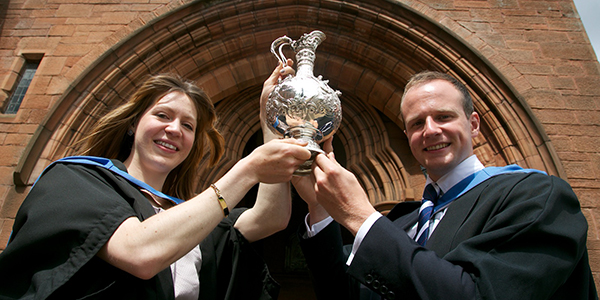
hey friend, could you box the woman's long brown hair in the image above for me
[77,74,224,200]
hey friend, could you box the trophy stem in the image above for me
[286,126,325,176]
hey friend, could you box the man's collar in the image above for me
[426,155,484,194]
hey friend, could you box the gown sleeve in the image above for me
[0,162,144,299]
[199,208,281,300]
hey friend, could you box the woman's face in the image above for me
[127,91,197,178]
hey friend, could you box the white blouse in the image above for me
[144,190,203,300]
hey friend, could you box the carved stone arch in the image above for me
[337,91,408,204]
[13,0,563,209]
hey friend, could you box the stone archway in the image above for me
[14,1,561,200]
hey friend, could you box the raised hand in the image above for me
[260,59,295,142]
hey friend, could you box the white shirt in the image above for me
[304,155,485,265]
[144,191,202,300]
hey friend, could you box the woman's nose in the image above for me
[165,121,182,136]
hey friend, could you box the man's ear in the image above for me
[470,112,480,138]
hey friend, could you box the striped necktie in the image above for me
[415,184,438,246]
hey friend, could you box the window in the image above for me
[4,60,40,114]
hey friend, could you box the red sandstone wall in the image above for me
[1,0,599,288]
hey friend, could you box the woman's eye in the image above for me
[156,113,169,119]
[183,123,194,131]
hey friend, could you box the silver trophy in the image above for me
[266,30,342,175]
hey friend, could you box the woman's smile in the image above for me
[155,139,178,151]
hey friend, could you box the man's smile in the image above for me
[425,143,450,151]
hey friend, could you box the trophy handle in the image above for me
[270,36,294,64]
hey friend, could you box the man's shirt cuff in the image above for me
[346,211,383,265]
[304,214,334,238]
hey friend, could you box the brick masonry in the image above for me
[1,0,599,293]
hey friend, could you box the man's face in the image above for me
[402,79,480,181]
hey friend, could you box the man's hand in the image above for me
[311,145,376,236]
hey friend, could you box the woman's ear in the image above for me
[128,117,140,136]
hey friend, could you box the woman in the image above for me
[0,62,309,299]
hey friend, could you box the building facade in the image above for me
[1,0,599,297]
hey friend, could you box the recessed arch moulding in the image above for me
[14,0,561,207]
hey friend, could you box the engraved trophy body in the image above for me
[266,30,342,175]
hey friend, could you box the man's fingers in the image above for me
[314,152,334,171]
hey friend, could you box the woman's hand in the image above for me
[234,136,309,242]
[244,138,311,184]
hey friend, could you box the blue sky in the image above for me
[574,0,600,61]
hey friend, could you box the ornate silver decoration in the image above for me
[266,30,342,175]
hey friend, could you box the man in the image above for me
[295,71,597,299]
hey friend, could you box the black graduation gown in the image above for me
[0,160,279,300]
[299,172,598,300]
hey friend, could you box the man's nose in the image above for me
[423,118,441,137]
